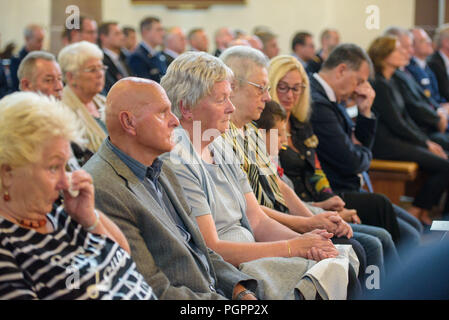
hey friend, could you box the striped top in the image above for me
[219,121,288,212]
[0,205,156,300]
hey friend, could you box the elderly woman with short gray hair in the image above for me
[0,92,156,300]
[58,41,108,153]
[161,51,356,300]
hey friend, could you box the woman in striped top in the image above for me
[0,92,156,300]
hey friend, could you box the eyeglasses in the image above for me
[80,65,108,74]
[239,78,271,95]
[277,83,306,95]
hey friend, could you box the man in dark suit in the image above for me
[128,17,167,83]
[309,44,422,249]
[407,28,447,106]
[291,31,316,70]
[161,26,186,67]
[428,24,449,103]
[307,29,341,75]
[98,22,132,93]
[384,27,449,150]
[83,77,258,300]
[9,24,45,92]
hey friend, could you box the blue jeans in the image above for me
[351,223,401,280]
[393,204,422,257]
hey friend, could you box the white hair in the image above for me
[58,40,103,75]
[219,45,269,85]
[160,51,233,118]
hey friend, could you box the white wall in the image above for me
[0,0,415,54]
[102,0,416,53]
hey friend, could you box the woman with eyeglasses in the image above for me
[58,41,108,153]
[268,55,405,277]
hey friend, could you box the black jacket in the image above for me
[428,51,449,102]
[393,69,440,135]
[309,75,377,192]
[102,49,132,94]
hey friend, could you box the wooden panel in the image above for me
[50,0,102,55]
[370,159,418,175]
[131,0,246,9]
[371,179,406,205]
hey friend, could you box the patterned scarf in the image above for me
[221,121,288,212]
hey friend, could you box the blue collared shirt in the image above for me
[106,138,216,288]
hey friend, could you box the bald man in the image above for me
[82,77,259,300]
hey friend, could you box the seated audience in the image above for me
[407,27,448,107]
[214,27,234,57]
[255,31,280,59]
[58,41,108,154]
[161,51,357,300]
[17,51,93,167]
[218,47,353,234]
[214,46,373,282]
[308,43,423,248]
[428,24,449,102]
[128,16,167,83]
[266,55,403,275]
[0,92,156,300]
[9,24,45,91]
[98,22,132,94]
[368,36,449,225]
[122,26,138,54]
[307,28,341,74]
[83,77,259,300]
[188,28,209,53]
[162,26,187,66]
[262,55,400,265]
[384,27,449,150]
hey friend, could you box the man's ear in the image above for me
[20,78,32,91]
[119,111,137,136]
[335,63,347,79]
[179,100,192,120]
[65,71,74,85]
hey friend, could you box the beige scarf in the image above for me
[62,86,107,153]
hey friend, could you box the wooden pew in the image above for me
[368,159,419,206]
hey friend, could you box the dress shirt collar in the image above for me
[313,73,337,103]
[413,56,427,70]
[163,48,179,59]
[292,53,307,67]
[140,41,157,57]
[106,137,162,183]
[103,48,120,61]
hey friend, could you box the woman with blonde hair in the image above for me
[58,41,108,153]
[268,54,404,275]
[0,92,156,300]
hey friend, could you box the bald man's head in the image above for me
[106,77,179,164]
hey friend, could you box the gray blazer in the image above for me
[83,141,257,300]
